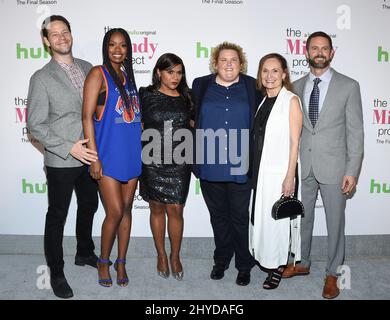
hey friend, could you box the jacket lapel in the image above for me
[255,86,288,119]
[316,69,337,127]
[255,96,267,118]
[296,75,311,125]
[243,75,255,118]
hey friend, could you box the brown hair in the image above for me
[209,41,247,74]
[41,15,71,39]
[256,53,292,94]
[306,31,333,51]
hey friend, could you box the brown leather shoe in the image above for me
[322,275,340,299]
[282,263,310,278]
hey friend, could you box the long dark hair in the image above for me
[151,53,193,111]
[102,28,137,110]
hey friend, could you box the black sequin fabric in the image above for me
[139,87,192,204]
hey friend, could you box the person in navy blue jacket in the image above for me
[192,42,261,286]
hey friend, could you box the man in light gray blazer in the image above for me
[27,15,99,299]
[282,32,364,299]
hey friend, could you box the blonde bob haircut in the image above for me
[209,41,248,74]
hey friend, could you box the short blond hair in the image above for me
[209,41,248,74]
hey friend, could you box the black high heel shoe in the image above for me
[114,258,129,287]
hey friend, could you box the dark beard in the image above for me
[308,56,331,69]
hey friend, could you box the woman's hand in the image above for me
[282,176,295,197]
[90,159,103,180]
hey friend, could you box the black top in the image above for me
[251,95,277,189]
[139,86,193,204]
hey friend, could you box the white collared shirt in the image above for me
[304,68,333,114]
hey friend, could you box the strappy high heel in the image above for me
[97,258,112,287]
[114,258,129,287]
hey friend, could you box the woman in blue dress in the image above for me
[83,28,141,287]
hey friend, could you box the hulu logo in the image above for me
[22,179,47,194]
[196,42,215,58]
[370,179,390,193]
[16,43,50,60]
[378,46,389,62]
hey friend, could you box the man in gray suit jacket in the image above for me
[282,32,364,299]
[27,15,99,299]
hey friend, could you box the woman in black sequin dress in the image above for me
[139,53,194,280]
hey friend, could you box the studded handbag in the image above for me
[271,164,304,220]
[271,195,304,220]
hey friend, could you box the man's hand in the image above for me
[69,139,98,165]
[341,176,357,195]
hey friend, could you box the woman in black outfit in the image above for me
[139,53,194,281]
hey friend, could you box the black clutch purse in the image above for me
[271,195,305,220]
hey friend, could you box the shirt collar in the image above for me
[56,59,77,71]
[309,67,333,83]
[212,73,243,87]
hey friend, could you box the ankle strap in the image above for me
[98,258,111,264]
[115,258,126,264]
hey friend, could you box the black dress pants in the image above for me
[200,179,255,272]
[45,166,98,276]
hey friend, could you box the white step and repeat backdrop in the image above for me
[0,0,389,236]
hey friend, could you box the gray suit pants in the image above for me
[300,169,346,276]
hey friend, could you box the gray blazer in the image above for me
[27,58,92,168]
[294,69,364,184]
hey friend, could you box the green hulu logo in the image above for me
[22,179,47,194]
[196,42,215,58]
[370,179,390,193]
[16,43,50,59]
[378,46,389,62]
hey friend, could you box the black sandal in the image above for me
[263,268,283,290]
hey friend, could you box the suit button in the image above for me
[312,132,316,135]
[309,148,312,152]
